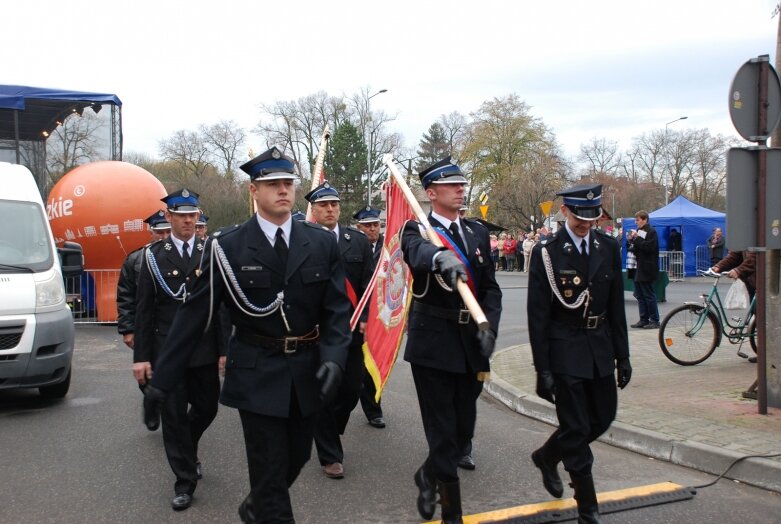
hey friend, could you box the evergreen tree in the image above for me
[323,121,368,220]
[416,122,450,171]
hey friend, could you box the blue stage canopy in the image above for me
[621,196,726,277]
[0,84,121,141]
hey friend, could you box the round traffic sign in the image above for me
[729,57,781,142]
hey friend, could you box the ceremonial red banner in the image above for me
[361,178,415,401]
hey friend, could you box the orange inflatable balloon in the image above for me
[48,161,168,322]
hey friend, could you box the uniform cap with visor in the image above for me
[352,205,381,223]
[557,183,603,221]
[240,146,298,181]
[196,213,209,226]
[418,156,467,189]
[161,189,200,214]
[304,181,340,203]
[144,210,171,231]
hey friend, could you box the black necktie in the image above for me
[449,223,467,254]
[580,239,588,257]
[182,241,190,265]
[275,228,288,267]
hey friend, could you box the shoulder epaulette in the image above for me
[302,221,335,235]
[212,224,240,238]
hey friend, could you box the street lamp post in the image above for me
[663,116,688,205]
[366,89,388,206]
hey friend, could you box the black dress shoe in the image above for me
[171,493,192,511]
[630,320,649,328]
[368,417,386,428]
[642,321,660,329]
[196,461,202,480]
[457,454,476,470]
[531,450,564,498]
[413,466,437,520]
[238,495,257,524]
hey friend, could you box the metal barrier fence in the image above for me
[659,251,685,281]
[695,244,711,274]
[65,269,120,324]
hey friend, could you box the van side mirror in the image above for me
[58,241,84,278]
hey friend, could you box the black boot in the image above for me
[531,448,563,498]
[238,494,257,524]
[437,480,463,524]
[570,473,603,524]
[414,466,437,520]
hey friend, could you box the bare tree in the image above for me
[457,94,566,228]
[578,137,622,177]
[46,111,102,185]
[255,91,349,178]
[627,130,667,185]
[200,120,246,181]
[158,130,212,179]
[439,111,468,155]
[348,86,401,181]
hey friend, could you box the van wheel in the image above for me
[39,370,71,399]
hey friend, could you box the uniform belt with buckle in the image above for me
[412,301,470,325]
[552,312,606,330]
[235,327,320,354]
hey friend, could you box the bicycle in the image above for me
[658,269,756,365]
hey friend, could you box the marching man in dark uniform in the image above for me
[134,190,224,511]
[402,157,502,523]
[117,210,170,350]
[307,183,373,479]
[143,147,351,523]
[353,205,387,429]
[527,184,632,524]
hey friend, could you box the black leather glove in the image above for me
[435,250,467,289]
[316,361,343,404]
[142,384,166,431]
[536,371,556,404]
[476,330,496,359]
[617,358,632,389]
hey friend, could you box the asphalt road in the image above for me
[1,274,779,523]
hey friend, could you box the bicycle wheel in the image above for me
[748,317,757,353]
[659,304,720,365]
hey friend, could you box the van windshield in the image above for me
[0,199,53,272]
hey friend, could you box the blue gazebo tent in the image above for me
[621,196,725,277]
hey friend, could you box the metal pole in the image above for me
[365,89,388,206]
[756,59,769,415]
[664,116,688,205]
[367,129,372,206]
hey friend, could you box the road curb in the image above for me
[484,374,781,494]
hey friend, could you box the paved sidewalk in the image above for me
[486,328,781,493]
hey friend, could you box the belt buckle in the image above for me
[586,315,599,329]
[283,337,298,354]
[458,309,470,325]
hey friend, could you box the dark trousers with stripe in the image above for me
[161,362,220,495]
[411,364,483,483]
[538,373,617,476]
[239,388,315,524]
[314,335,364,465]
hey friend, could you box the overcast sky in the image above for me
[4,0,779,162]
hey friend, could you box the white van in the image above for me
[0,162,83,398]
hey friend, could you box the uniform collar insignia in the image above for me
[344,232,350,240]
[465,225,473,234]
[196,243,204,251]
[593,238,600,249]
[164,243,172,251]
